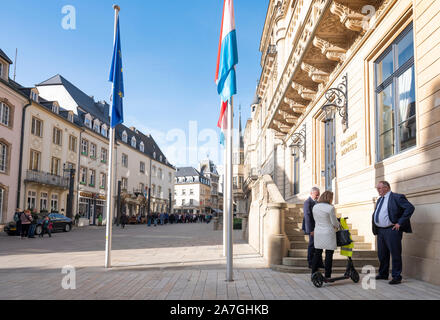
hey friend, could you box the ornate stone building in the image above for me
[244,0,440,285]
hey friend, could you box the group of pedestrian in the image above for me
[14,208,53,239]
[302,181,414,285]
[118,212,213,229]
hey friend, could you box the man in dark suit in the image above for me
[302,187,323,269]
[372,181,415,285]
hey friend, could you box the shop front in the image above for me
[78,192,106,225]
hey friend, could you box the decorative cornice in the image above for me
[291,82,316,100]
[330,1,368,33]
[312,36,347,62]
[301,62,330,83]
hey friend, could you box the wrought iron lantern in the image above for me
[322,74,348,130]
[289,124,307,160]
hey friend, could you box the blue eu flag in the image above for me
[109,16,124,128]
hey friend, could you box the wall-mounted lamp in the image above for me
[290,124,306,160]
[322,74,348,131]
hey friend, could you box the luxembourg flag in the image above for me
[215,0,238,145]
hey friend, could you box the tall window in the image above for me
[51,194,59,212]
[140,161,145,173]
[51,157,61,176]
[40,193,48,211]
[122,131,128,143]
[89,170,96,187]
[0,103,10,126]
[0,63,3,78]
[158,186,162,198]
[29,150,41,171]
[0,142,7,173]
[90,143,97,159]
[81,139,89,155]
[69,135,77,152]
[53,127,62,146]
[101,148,108,163]
[140,142,144,152]
[80,167,87,185]
[158,168,162,179]
[121,177,128,189]
[292,153,300,195]
[0,187,4,222]
[31,117,43,137]
[100,173,106,189]
[27,191,36,210]
[93,120,100,133]
[131,136,136,148]
[375,23,416,162]
[122,154,128,167]
[101,126,108,137]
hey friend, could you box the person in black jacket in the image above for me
[372,181,415,285]
[302,187,323,269]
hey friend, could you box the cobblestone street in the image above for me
[1,223,440,300]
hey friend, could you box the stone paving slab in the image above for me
[0,223,440,300]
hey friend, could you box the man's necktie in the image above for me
[374,197,384,224]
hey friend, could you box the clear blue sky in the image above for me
[0,0,268,167]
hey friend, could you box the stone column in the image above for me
[267,202,288,266]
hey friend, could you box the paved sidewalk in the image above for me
[1,223,440,300]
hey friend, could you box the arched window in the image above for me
[131,136,136,148]
[122,131,127,143]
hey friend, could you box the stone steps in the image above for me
[290,241,372,250]
[286,234,364,242]
[282,257,379,268]
[285,222,353,229]
[271,264,379,274]
[288,249,377,259]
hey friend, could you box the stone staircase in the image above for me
[271,204,379,274]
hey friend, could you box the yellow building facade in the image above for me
[244,0,440,285]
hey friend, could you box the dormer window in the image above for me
[131,136,136,148]
[140,142,144,153]
[52,104,59,114]
[84,114,92,128]
[31,91,39,102]
[153,152,156,159]
[68,112,74,123]
[101,125,108,137]
[93,120,100,133]
[122,131,128,143]
[0,63,4,78]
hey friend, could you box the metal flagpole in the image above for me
[226,97,234,282]
[223,102,227,257]
[105,4,120,269]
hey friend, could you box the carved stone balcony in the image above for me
[25,170,69,189]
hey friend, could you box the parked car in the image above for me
[4,213,73,236]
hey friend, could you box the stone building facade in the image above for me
[244,0,440,285]
[174,167,211,215]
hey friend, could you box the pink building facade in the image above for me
[0,49,28,227]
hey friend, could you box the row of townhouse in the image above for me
[0,48,175,227]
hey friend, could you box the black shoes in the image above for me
[389,278,402,285]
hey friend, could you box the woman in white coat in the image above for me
[311,191,340,278]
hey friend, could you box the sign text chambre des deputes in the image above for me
[340,132,358,156]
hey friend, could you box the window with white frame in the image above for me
[27,190,36,210]
[0,63,3,78]
[158,168,162,179]
[101,148,108,163]
[52,127,62,146]
[131,136,136,148]
[0,103,10,127]
[168,172,172,183]
[40,192,48,211]
[84,115,92,128]
[31,117,43,137]
[100,173,106,189]
[0,142,7,173]
[68,112,74,123]
[80,167,87,185]
[51,194,59,212]
[122,153,128,167]
[122,131,128,143]
[89,170,96,187]
[140,161,145,173]
[29,150,40,171]
[52,104,59,114]
[81,139,89,155]
[69,135,77,152]
[93,120,100,133]
[140,142,144,152]
[122,177,128,189]
[101,125,108,137]
[51,157,61,176]
[90,143,97,159]
[158,186,162,198]
[375,23,416,162]
[152,165,156,177]
[31,91,39,102]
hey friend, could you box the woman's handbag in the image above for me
[336,229,352,247]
